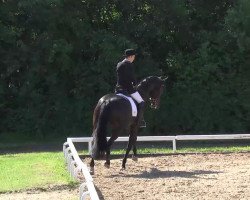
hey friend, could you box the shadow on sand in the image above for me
[108,168,222,179]
[94,186,105,200]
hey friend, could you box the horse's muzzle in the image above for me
[149,98,160,109]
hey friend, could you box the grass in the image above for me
[97,140,250,155]
[0,152,75,193]
[136,145,250,154]
[79,143,250,156]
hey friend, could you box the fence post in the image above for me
[70,161,77,179]
[73,166,81,180]
[173,139,176,152]
[79,183,90,200]
[88,141,92,155]
[64,147,71,161]
[67,153,74,172]
[63,142,69,157]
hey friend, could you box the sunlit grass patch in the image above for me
[0,152,75,192]
[81,144,250,155]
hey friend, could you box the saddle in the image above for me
[116,93,138,117]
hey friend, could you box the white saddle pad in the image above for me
[116,93,137,117]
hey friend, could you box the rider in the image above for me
[115,49,146,128]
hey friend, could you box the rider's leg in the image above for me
[131,91,146,128]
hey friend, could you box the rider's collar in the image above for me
[122,58,131,63]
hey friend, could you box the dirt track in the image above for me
[90,152,250,200]
[0,152,249,200]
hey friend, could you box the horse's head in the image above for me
[137,76,168,109]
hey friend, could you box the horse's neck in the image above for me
[136,82,149,101]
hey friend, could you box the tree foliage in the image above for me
[0,0,249,138]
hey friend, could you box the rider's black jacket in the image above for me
[115,60,136,94]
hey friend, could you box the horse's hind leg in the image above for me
[104,134,118,168]
[90,158,95,175]
[122,132,137,169]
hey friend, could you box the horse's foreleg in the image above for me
[104,148,111,168]
[131,126,138,161]
[90,158,95,175]
[122,133,137,169]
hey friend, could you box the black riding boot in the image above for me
[137,102,146,128]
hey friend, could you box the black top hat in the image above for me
[124,49,136,57]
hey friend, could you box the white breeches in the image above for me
[131,91,144,103]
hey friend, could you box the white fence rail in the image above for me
[176,134,250,140]
[63,138,100,200]
[68,134,250,153]
[63,134,250,200]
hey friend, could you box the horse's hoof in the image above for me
[104,162,110,169]
[90,167,94,175]
[119,167,126,174]
[132,156,138,162]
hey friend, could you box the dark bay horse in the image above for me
[90,76,167,174]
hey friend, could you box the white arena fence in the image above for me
[63,134,250,200]
[63,138,99,200]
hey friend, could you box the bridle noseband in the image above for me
[149,97,158,109]
[148,84,164,109]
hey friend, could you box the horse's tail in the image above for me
[91,101,110,159]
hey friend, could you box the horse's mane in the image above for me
[136,76,159,90]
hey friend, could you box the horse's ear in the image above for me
[160,76,168,82]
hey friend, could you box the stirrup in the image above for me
[139,120,146,128]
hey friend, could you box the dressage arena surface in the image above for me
[0,152,249,200]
